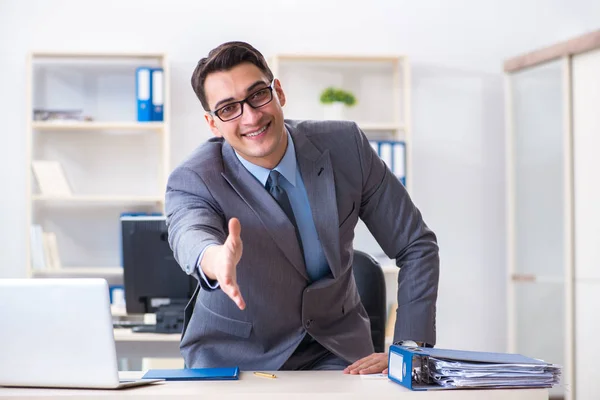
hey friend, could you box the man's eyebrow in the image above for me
[245,80,269,93]
[213,80,270,110]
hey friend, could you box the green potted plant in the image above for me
[319,87,357,120]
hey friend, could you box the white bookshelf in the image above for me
[25,51,170,283]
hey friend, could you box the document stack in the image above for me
[388,345,561,391]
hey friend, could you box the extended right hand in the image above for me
[200,218,246,310]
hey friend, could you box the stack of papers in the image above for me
[426,358,561,389]
[388,345,562,391]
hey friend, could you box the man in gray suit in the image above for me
[165,41,439,374]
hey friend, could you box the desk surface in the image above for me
[113,329,180,342]
[0,371,549,399]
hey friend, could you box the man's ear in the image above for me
[205,113,222,137]
[274,79,286,107]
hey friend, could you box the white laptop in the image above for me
[0,278,163,389]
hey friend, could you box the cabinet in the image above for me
[505,29,600,400]
[25,52,170,286]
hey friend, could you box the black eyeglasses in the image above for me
[209,80,275,122]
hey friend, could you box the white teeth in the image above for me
[245,124,267,137]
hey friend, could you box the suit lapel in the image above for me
[220,142,309,281]
[291,125,342,279]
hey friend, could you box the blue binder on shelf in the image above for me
[369,140,406,186]
[388,345,561,391]
[136,66,152,122]
[142,367,240,381]
[151,67,164,121]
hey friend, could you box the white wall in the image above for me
[1,0,599,353]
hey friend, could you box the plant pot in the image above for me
[322,102,346,121]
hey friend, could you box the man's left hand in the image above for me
[343,353,388,375]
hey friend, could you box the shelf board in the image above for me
[32,52,165,60]
[32,195,164,205]
[32,267,123,278]
[275,54,404,63]
[511,274,564,284]
[359,123,405,131]
[283,120,404,132]
[113,329,180,342]
[32,121,165,132]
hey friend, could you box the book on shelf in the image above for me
[30,225,46,270]
[369,140,406,186]
[30,225,62,270]
[43,232,62,270]
[151,68,164,121]
[31,160,72,197]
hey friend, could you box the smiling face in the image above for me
[204,62,288,170]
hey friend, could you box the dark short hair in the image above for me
[191,41,274,112]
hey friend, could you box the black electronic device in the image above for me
[121,215,196,333]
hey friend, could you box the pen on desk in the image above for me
[253,371,277,379]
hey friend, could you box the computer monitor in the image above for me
[121,215,195,332]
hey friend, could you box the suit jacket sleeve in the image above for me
[352,125,440,346]
[165,165,225,290]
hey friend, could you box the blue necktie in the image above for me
[266,170,304,258]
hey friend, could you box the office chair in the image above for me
[352,250,387,353]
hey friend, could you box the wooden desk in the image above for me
[0,371,549,399]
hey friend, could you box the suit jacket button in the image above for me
[306,319,313,328]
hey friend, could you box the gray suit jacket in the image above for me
[165,120,439,370]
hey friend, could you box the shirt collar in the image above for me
[234,129,297,187]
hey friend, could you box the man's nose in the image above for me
[240,103,262,125]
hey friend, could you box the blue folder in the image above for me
[368,140,406,187]
[136,66,152,122]
[150,68,164,121]
[142,367,240,381]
